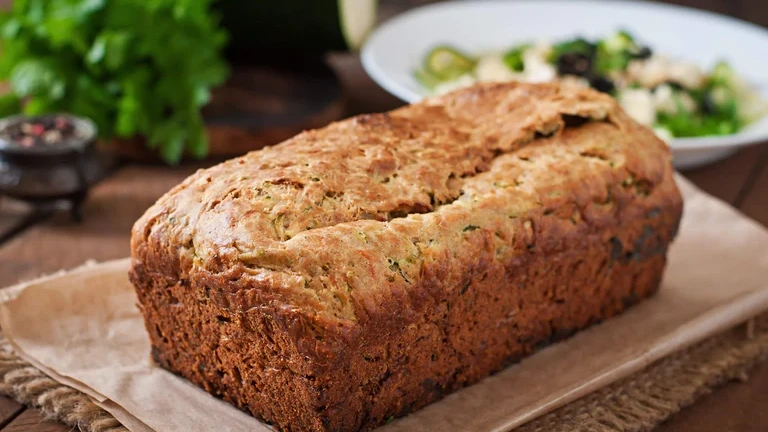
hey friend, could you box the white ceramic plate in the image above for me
[361,0,768,169]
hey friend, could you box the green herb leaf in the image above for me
[0,0,229,164]
[1,18,20,39]
[116,93,140,136]
[78,0,106,15]
[104,31,132,71]
[0,93,21,117]
[159,128,186,165]
[594,30,638,74]
[45,16,79,49]
[86,37,107,65]
[548,38,594,63]
[502,44,530,72]
[194,85,211,107]
[617,30,635,43]
[187,129,209,159]
[594,50,632,74]
[656,89,743,138]
[23,96,54,115]
[709,61,736,89]
[10,59,66,100]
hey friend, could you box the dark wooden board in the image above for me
[738,0,768,27]
[0,199,36,245]
[0,398,22,430]
[684,145,768,206]
[739,150,768,226]
[656,333,768,432]
[1,409,68,432]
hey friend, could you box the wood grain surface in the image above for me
[0,0,766,431]
[0,409,68,432]
[0,399,22,430]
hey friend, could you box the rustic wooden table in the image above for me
[0,1,766,430]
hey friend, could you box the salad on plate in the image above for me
[414,31,768,140]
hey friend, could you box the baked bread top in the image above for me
[131,82,678,325]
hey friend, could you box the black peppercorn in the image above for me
[0,115,80,148]
[589,76,616,94]
[631,46,653,60]
[557,53,593,77]
[702,91,717,115]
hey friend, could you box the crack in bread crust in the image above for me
[129,82,683,432]
[131,83,672,321]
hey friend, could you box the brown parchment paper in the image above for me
[0,175,767,432]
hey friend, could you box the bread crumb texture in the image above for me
[130,82,682,432]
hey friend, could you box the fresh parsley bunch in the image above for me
[0,0,229,163]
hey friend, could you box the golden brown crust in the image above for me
[130,82,683,432]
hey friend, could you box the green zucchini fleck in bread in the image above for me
[130,82,683,432]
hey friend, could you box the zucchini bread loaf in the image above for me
[130,82,682,432]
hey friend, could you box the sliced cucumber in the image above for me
[338,0,378,51]
[424,46,475,80]
[413,69,441,90]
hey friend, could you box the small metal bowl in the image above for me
[0,114,103,221]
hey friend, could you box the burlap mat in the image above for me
[0,315,765,432]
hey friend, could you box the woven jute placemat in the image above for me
[0,314,766,432]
